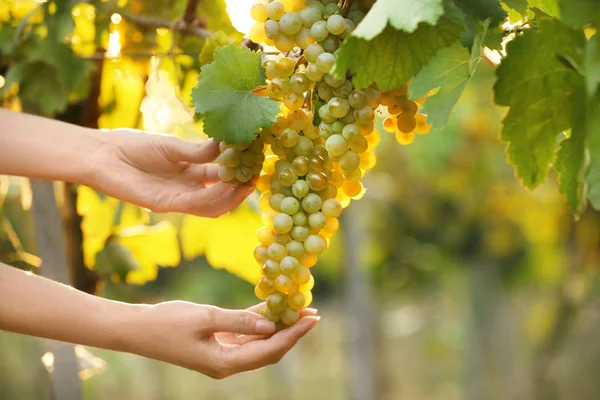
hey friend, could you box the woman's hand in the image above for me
[126,301,319,379]
[88,129,253,218]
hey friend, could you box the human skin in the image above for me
[0,109,320,378]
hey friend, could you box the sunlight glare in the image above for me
[224,0,254,36]
[106,30,122,58]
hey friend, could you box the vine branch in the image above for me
[182,0,199,25]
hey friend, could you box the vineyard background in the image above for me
[2,0,600,399]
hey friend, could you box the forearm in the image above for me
[0,262,144,352]
[0,109,103,184]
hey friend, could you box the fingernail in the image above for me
[306,308,318,314]
[256,319,277,334]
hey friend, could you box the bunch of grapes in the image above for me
[217,0,429,328]
[381,84,433,145]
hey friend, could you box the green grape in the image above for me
[309,154,325,170]
[320,35,341,53]
[281,308,300,325]
[281,128,300,147]
[326,134,348,157]
[317,82,334,101]
[249,137,264,153]
[262,259,281,279]
[344,167,362,182]
[287,240,305,258]
[331,120,344,134]
[324,3,341,17]
[267,242,287,261]
[363,87,382,108]
[322,198,342,218]
[349,135,368,153]
[270,77,291,98]
[281,197,300,215]
[319,121,333,139]
[305,62,324,82]
[276,274,299,294]
[275,160,293,174]
[300,273,315,291]
[332,79,353,98]
[320,183,337,200]
[276,57,296,77]
[280,256,300,275]
[339,150,360,170]
[218,165,235,182]
[291,225,309,242]
[292,210,308,226]
[353,104,375,124]
[279,12,302,35]
[276,232,292,245]
[305,43,324,63]
[250,22,267,43]
[300,6,322,27]
[340,111,356,124]
[319,104,336,123]
[257,226,276,246]
[341,18,355,38]
[348,10,365,25]
[294,265,311,285]
[327,14,345,35]
[305,235,326,254]
[342,123,360,140]
[255,284,268,301]
[258,276,277,295]
[274,213,294,234]
[316,52,336,73]
[279,169,297,187]
[265,19,280,39]
[293,136,314,157]
[251,3,268,22]
[306,171,328,191]
[220,147,240,167]
[288,291,306,310]
[310,20,329,41]
[348,90,366,109]
[328,97,350,118]
[289,73,310,94]
[255,245,269,264]
[302,193,323,213]
[308,211,327,230]
[261,307,280,322]
[267,291,287,313]
[274,34,295,52]
[240,151,256,167]
[324,73,345,88]
[270,193,285,211]
[266,1,285,20]
[292,180,309,199]
[306,0,325,11]
[292,156,310,177]
[235,166,253,182]
[294,27,314,49]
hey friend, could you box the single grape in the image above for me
[264,19,280,39]
[289,73,310,94]
[287,240,305,258]
[269,193,285,211]
[363,87,382,108]
[396,130,415,145]
[331,120,344,134]
[347,10,365,25]
[280,256,300,275]
[320,35,341,53]
[284,92,304,110]
[348,90,366,109]
[323,3,341,17]
[300,6,322,27]
[292,157,310,177]
[267,242,287,261]
[249,22,267,43]
[305,235,326,254]
[279,169,298,186]
[305,62,324,82]
[340,111,356,124]
[324,73,345,88]
[310,20,329,41]
[340,18,355,38]
[332,79,353,98]
[317,82,334,101]
[267,291,287,313]
[293,136,314,157]
[261,307,280,322]
[251,3,268,22]
[349,135,368,153]
[320,183,337,200]
[327,97,350,118]
[292,211,308,226]
[274,213,294,234]
[318,104,336,123]
[316,52,336,73]
[294,265,311,285]
[288,291,306,310]
[281,307,300,325]
[279,12,302,35]
[257,225,276,246]
[339,150,360,170]
[255,284,268,301]
[305,43,324,63]
[327,14,345,35]
[396,113,417,133]
[302,193,323,213]
[270,77,291,98]
[281,197,300,215]
[325,134,348,157]
[294,26,314,48]
[266,1,285,20]
[274,34,295,52]
[343,167,362,182]
[281,128,300,147]
[299,252,318,268]
[308,211,327,230]
[276,274,299,294]
[359,151,377,170]
[218,165,235,182]
[262,259,281,279]
[353,104,375,124]
[276,57,295,78]
[322,198,342,218]
[276,232,292,245]
[254,245,269,264]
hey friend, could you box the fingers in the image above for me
[203,306,277,336]
[170,138,220,164]
[189,163,220,185]
[221,316,320,374]
[184,183,255,217]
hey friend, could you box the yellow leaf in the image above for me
[77,187,118,268]
[118,221,180,285]
[181,204,262,284]
[117,203,150,230]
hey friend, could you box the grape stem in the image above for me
[341,0,354,17]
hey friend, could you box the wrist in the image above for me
[102,302,152,354]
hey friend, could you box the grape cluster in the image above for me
[214,0,431,327]
[217,139,266,184]
[381,84,433,145]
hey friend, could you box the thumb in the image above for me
[169,138,220,164]
[204,307,277,335]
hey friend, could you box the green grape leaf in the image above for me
[336,19,463,91]
[493,17,586,188]
[408,43,473,129]
[501,0,528,14]
[527,0,560,18]
[454,0,507,23]
[555,128,587,215]
[585,97,600,209]
[352,0,444,40]
[191,45,279,144]
[560,0,600,27]
[199,30,234,65]
[585,33,600,97]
